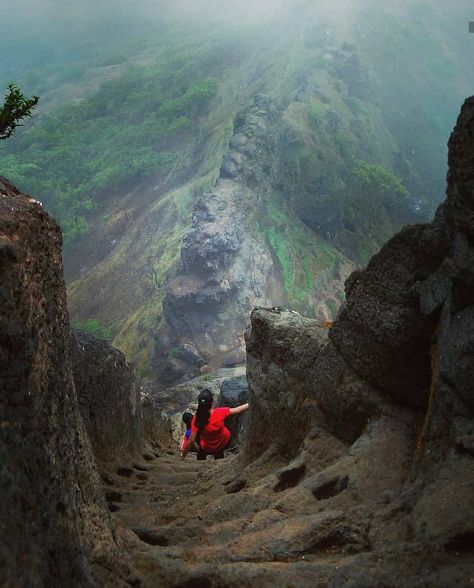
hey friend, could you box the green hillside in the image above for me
[1,0,473,381]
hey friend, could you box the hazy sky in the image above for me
[0,0,290,23]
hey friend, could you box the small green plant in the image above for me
[0,84,39,141]
[307,100,326,129]
[169,346,179,358]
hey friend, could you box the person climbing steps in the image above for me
[180,388,249,461]
[180,411,199,453]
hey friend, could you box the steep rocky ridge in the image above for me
[153,95,352,385]
[0,178,128,586]
[57,0,474,387]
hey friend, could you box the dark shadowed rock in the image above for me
[71,330,144,463]
[217,375,249,444]
[329,219,449,406]
[0,177,127,586]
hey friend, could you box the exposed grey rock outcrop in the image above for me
[219,94,281,188]
[154,96,281,385]
[154,94,352,386]
[0,178,127,586]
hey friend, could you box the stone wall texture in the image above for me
[0,178,127,587]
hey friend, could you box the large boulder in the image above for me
[0,178,127,586]
[216,375,249,445]
[141,389,173,447]
[71,330,144,463]
[245,307,391,456]
[328,218,449,407]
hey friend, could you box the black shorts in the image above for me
[197,439,230,460]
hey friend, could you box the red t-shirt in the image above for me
[191,407,231,453]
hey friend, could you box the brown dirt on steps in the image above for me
[108,447,348,587]
[103,408,474,588]
[101,435,406,588]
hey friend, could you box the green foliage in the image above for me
[264,198,339,306]
[334,131,351,161]
[74,318,112,340]
[267,224,293,295]
[345,161,409,257]
[307,100,327,129]
[0,84,39,140]
[1,49,219,244]
[351,161,408,203]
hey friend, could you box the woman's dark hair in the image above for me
[195,388,213,430]
[182,412,193,428]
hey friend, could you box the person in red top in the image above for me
[181,388,249,461]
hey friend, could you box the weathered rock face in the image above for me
[241,97,474,585]
[71,330,144,463]
[0,178,127,586]
[154,96,279,386]
[411,97,474,557]
[329,218,449,406]
[216,375,249,445]
[245,308,392,453]
[141,388,173,447]
[153,95,353,387]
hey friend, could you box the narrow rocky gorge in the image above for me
[1,95,474,586]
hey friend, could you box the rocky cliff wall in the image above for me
[71,330,144,463]
[240,97,474,585]
[0,178,128,586]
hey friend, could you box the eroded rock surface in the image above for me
[153,95,352,386]
[216,375,249,445]
[0,178,128,586]
[71,330,144,463]
[237,97,474,585]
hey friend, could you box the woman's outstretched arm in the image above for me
[181,430,198,459]
[229,403,249,416]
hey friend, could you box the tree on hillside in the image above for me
[0,84,39,141]
[349,161,408,239]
